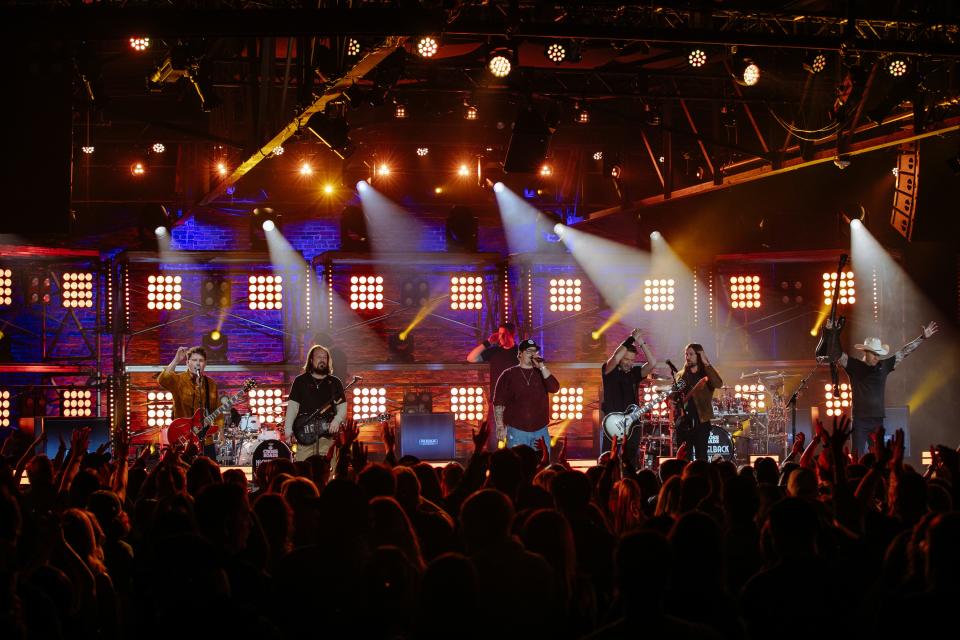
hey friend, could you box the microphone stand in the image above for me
[787,365,819,455]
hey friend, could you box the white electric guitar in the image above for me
[602,379,686,440]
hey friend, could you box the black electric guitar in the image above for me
[815,253,848,396]
[292,375,380,445]
[602,379,686,441]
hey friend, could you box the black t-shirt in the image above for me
[288,373,345,421]
[680,368,708,424]
[481,345,520,399]
[844,356,896,418]
[601,364,648,414]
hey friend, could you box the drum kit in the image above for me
[631,369,793,467]
[217,414,291,468]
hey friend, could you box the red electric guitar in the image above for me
[166,378,257,448]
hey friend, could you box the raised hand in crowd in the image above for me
[14,431,46,484]
[471,418,491,455]
[553,436,568,467]
[351,439,369,472]
[534,436,550,469]
[381,419,397,466]
[676,441,689,461]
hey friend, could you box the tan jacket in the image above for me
[157,370,222,426]
[674,364,723,423]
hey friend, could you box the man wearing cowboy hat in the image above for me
[825,319,939,457]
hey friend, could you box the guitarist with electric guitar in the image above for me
[283,344,348,461]
[670,344,723,461]
[600,328,659,464]
[159,345,226,457]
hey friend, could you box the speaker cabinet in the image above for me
[400,412,455,460]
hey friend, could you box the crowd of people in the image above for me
[0,413,958,639]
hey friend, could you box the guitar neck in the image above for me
[203,386,251,426]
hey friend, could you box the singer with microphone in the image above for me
[158,345,222,457]
[493,339,560,454]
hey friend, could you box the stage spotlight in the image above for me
[249,387,284,423]
[146,391,174,429]
[593,151,603,161]
[434,186,443,194]
[688,48,707,68]
[488,52,512,78]
[416,36,438,58]
[154,225,168,237]
[539,164,553,177]
[833,154,852,170]
[129,37,150,52]
[62,272,94,309]
[400,277,429,308]
[545,42,567,64]
[388,331,415,363]
[493,182,505,193]
[152,142,165,154]
[803,51,827,74]
[273,145,285,157]
[346,38,362,57]
[729,275,762,309]
[200,275,231,311]
[551,387,584,421]
[553,223,565,237]
[576,109,590,124]
[734,384,766,412]
[457,163,471,177]
[202,329,229,362]
[446,205,478,251]
[416,147,429,157]
[450,275,483,310]
[349,274,384,311]
[742,62,760,86]
[643,278,675,312]
[465,105,479,120]
[394,104,407,119]
[824,383,851,417]
[27,273,52,305]
[262,219,276,232]
[888,58,908,77]
[822,270,855,306]
[130,161,146,177]
[353,386,388,419]
[0,269,12,307]
[146,274,182,311]
[216,162,229,176]
[248,274,282,310]
[323,183,335,195]
[59,389,93,418]
[299,161,313,176]
[81,146,94,154]
[451,387,484,421]
[549,278,582,313]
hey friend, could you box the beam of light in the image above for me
[550,419,573,446]
[592,310,625,340]
[355,181,426,255]
[907,368,948,415]
[398,295,447,341]
[492,182,553,256]
[809,306,829,336]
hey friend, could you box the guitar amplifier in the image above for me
[41,417,112,458]
[400,412,455,460]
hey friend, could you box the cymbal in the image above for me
[740,370,780,379]
[763,373,799,381]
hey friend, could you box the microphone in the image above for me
[665,359,678,374]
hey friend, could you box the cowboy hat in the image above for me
[854,337,889,356]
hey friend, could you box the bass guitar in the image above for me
[602,379,687,441]
[291,375,367,445]
[815,253,848,396]
[166,378,257,448]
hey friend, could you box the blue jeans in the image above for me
[852,417,884,460]
[506,426,551,456]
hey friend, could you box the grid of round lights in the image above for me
[152,142,165,154]
[146,391,173,428]
[416,147,429,157]
[248,275,283,310]
[416,36,438,58]
[552,387,584,421]
[249,388,283,424]
[129,37,150,51]
[350,275,385,311]
[488,55,512,78]
[641,389,670,420]
[147,275,182,310]
[0,390,10,427]
[465,105,478,120]
[743,63,760,86]
[62,272,94,308]
[451,387,485,421]
[643,279,675,311]
[810,53,826,73]
[576,110,590,124]
[394,105,406,119]
[352,387,387,421]
[450,275,483,310]
[346,38,361,56]
[81,146,95,154]
[734,384,766,412]
[130,162,146,176]
[546,43,566,64]
[888,59,907,77]
[824,383,851,417]
[549,278,582,312]
[730,275,761,309]
[61,389,93,418]
[593,151,603,161]
[0,269,12,306]
[688,49,707,67]
[822,271,856,306]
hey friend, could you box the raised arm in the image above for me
[467,332,500,363]
[895,322,938,365]
[638,340,658,378]
[697,348,723,389]
[603,329,642,375]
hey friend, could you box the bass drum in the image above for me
[706,425,735,461]
[251,439,292,474]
